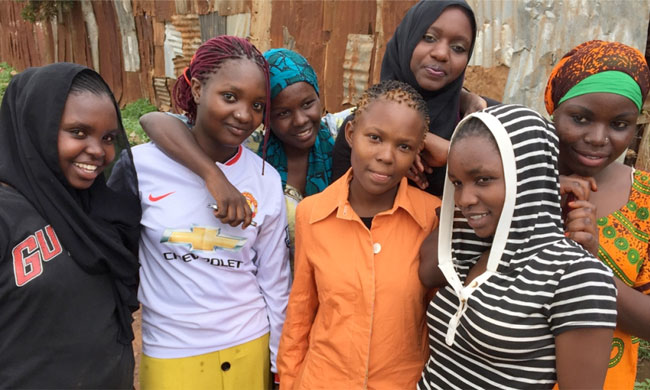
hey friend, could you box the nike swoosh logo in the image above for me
[148,192,175,202]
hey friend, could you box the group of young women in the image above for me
[0,0,648,389]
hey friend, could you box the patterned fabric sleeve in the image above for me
[635,248,650,295]
[549,257,617,335]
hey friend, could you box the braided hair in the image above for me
[173,35,271,129]
[353,79,430,137]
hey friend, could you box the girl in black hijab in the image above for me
[332,0,487,196]
[0,62,141,388]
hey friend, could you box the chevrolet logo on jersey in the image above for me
[161,226,246,251]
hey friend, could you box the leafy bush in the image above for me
[120,98,157,145]
[635,378,650,390]
[0,62,16,101]
[640,339,650,362]
[20,0,74,23]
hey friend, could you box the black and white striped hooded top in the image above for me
[418,104,617,389]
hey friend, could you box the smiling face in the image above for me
[554,92,638,178]
[409,6,473,92]
[191,58,267,163]
[346,99,425,207]
[270,81,322,153]
[57,91,118,190]
[448,134,505,238]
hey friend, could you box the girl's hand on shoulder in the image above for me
[460,88,487,116]
[564,199,599,256]
[559,174,597,201]
[560,174,599,255]
[407,154,430,190]
[420,133,449,168]
[205,172,253,228]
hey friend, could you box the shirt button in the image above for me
[471,281,478,288]
[221,362,231,371]
[373,242,381,254]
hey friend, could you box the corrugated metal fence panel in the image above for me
[0,2,47,69]
[2,0,648,113]
[164,23,183,79]
[269,0,327,103]
[370,1,418,86]
[170,14,201,76]
[321,1,377,112]
[199,12,227,42]
[500,0,649,115]
[92,1,125,101]
[115,0,140,72]
[216,0,251,16]
[467,0,515,68]
[226,13,251,38]
[342,34,374,106]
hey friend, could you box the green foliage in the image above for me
[20,0,74,23]
[640,339,650,362]
[120,99,157,146]
[0,62,16,102]
[635,378,650,390]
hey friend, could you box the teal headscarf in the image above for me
[265,48,320,100]
[260,48,333,197]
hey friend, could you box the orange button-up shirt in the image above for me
[278,170,440,390]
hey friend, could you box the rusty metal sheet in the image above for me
[371,0,417,85]
[115,0,141,72]
[466,0,515,68]
[269,0,327,103]
[171,14,201,76]
[91,1,124,102]
[342,34,374,106]
[3,0,649,116]
[321,1,376,112]
[131,0,156,16]
[200,11,227,42]
[216,0,251,16]
[164,22,183,78]
[153,76,173,110]
[249,0,272,53]
[51,3,92,66]
[153,1,175,20]
[80,0,99,71]
[135,13,155,101]
[152,21,167,78]
[226,13,251,38]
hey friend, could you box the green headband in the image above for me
[558,71,643,112]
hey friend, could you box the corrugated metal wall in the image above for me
[466,0,649,115]
[1,0,648,115]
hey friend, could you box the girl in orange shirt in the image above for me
[278,80,441,389]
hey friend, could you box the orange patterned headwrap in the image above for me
[544,40,650,114]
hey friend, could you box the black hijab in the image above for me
[0,62,141,343]
[381,0,477,139]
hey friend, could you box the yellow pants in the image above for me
[140,333,270,390]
